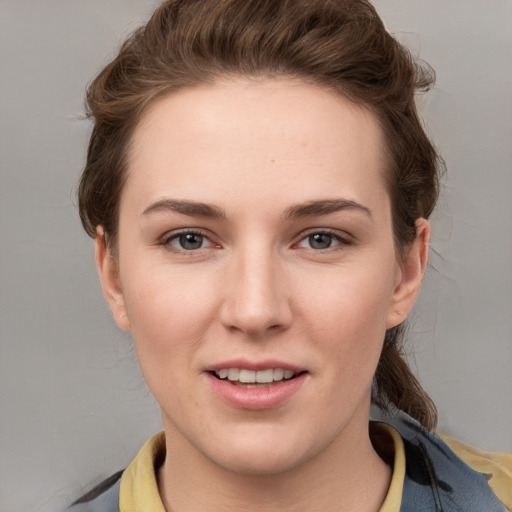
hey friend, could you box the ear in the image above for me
[386,218,430,329]
[95,227,131,331]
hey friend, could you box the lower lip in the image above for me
[207,373,307,410]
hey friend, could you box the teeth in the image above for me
[256,369,274,383]
[215,367,297,383]
[273,368,284,380]
[227,368,240,381]
[239,369,256,383]
[284,369,294,379]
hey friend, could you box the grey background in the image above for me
[0,1,511,511]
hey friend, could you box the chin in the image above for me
[197,424,331,477]
[209,444,310,477]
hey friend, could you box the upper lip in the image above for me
[205,359,305,373]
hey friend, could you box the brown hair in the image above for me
[79,0,441,430]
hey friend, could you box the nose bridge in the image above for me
[221,238,291,337]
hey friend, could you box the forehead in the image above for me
[125,79,388,214]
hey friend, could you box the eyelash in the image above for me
[159,229,218,254]
[294,229,352,251]
[159,228,352,253]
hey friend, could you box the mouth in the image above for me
[206,363,308,409]
[209,368,305,388]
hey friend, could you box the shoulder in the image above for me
[373,408,511,511]
[439,434,512,510]
[66,470,123,512]
[65,432,166,512]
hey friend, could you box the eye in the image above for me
[163,231,215,251]
[297,231,348,250]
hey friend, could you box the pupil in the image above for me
[180,233,203,250]
[310,233,332,249]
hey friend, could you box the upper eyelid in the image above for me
[294,227,353,242]
[159,228,219,250]
[157,227,353,248]
[160,227,213,241]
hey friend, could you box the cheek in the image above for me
[120,269,222,416]
[120,264,220,368]
[296,261,396,366]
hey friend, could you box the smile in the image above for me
[207,366,308,409]
[213,368,297,386]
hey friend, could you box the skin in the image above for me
[96,79,429,511]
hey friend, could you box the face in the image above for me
[97,79,428,475]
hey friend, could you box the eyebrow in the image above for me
[283,198,372,220]
[142,199,226,219]
[141,197,371,221]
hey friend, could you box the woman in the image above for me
[70,0,511,510]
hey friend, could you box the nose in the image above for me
[219,247,293,338]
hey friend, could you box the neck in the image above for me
[158,408,391,512]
